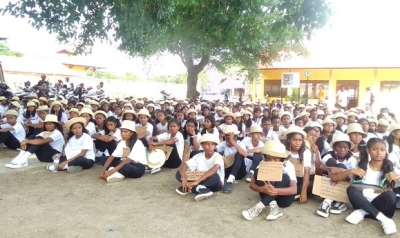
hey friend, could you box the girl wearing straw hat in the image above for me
[99,120,146,183]
[136,109,157,148]
[284,126,313,204]
[52,117,96,173]
[317,133,357,218]
[50,101,68,125]
[23,105,50,136]
[240,125,265,183]
[94,116,121,158]
[242,110,254,136]
[357,118,377,143]
[242,140,296,221]
[315,118,342,155]
[23,101,39,137]
[79,108,96,136]
[347,123,368,162]
[385,124,400,168]
[217,113,239,137]
[217,126,248,194]
[331,138,399,235]
[175,133,224,201]
[0,110,26,150]
[6,114,64,169]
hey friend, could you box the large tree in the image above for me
[3,0,330,98]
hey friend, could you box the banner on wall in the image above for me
[281,72,300,88]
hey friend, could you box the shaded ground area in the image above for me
[0,148,397,238]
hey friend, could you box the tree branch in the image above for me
[194,55,210,73]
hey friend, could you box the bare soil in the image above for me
[0,148,397,238]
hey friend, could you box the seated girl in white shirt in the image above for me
[50,101,68,125]
[136,109,157,148]
[242,140,297,221]
[54,117,96,173]
[100,120,147,183]
[6,114,64,169]
[79,108,96,136]
[0,110,26,150]
[175,134,224,201]
[331,138,399,235]
[182,118,201,157]
[200,115,219,138]
[95,116,121,159]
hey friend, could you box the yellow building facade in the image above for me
[255,67,400,108]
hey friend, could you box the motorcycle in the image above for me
[0,83,14,99]
[160,90,175,101]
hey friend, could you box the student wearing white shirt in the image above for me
[6,115,64,169]
[332,138,398,235]
[68,108,80,119]
[136,109,156,148]
[316,118,341,155]
[175,134,224,201]
[240,125,265,183]
[242,140,297,221]
[242,110,254,136]
[217,113,239,138]
[149,119,184,174]
[376,119,390,139]
[155,110,169,132]
[214,106,224,126]
[100,120,147,183]
[347,123,368,162]
[50,101,68,125]
[93,110,107,133]
[182,118,201,156]
[0,96,8,117]
[318,133,358,218]
[55,117,96,173]
[234,112,246,140]
[252,108,262,125]
[23,101,39,137]
[336,86,350,110]
[358,118,377,143]
[271,116,285,140]
[218,126,248,194]
[23,105,49,136]
[200,115,219,138]
[261,117,279,141]
[79,108,96,136]
[94,116,122,159]
[0,110,26,150]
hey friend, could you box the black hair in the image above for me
[25,107,37,119]
[104,116,121,135]
[201,115,215,135]
[270,115,280,122]
[285,132,306,163]
[122,111,137,121]
[384,130,400,153]
[43,122,64,134]
[303,127,316,134]
[50,107,65,122]
[100,103,110,112]
[126,129,139,152]
[67,122,89,140]
[242,114,253,129]
[356,138,393,184]
[182,118,199,146]
[261,116,271,124]
[294,117,303,124]
[168,118,181,129]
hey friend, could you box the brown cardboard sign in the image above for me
[289,159,303,178]
[136,126,147,135]
[186,171,206,181]
[122,147,131,160]
[154,145,173,160]
[183,141,191,162]
[224,153,235,168]
[257,162,283,182]
[312,175,350,204]
[157,129,168,135]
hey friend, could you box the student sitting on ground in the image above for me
[175,133,224,201]
[242,125,265,182]
[0,110,26,150]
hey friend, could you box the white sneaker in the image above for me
[107,171,125,183]
[346,209,366,225]
[381,218,397,235]
[242,202,265,221]
[266,201,283,220]
[330,202,347,214]
[317,201,331,218]
[151,167,161,175]
[244,171,254,183]
[194,188,213,201]
[7,160,28,169]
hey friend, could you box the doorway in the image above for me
[336,80,359,109]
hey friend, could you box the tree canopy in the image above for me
[0,42,23,57]
[2,0,330,98]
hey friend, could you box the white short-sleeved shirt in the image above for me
[156,122,168,131]
[136,123,154,141]
[156,131,184,160]
[112,139,147,165]
[99,128,122,142]
[186,152,225,185]
[216,141,238,156]
[365,132,377,142]
[86,122,96,136]
[218,123,238,133]
[1,123,26,142]
[65,133,95,160]
[336,90,350,107]
[262,130,280,141]
[184,132,202,151]
[201,128,219,138]
[38,130,65,152]
[290,149,312,176]
[389,151,400,169]
[321,153,358,169]
[272,127,285,137]
[256,160,297,182]
[239,137,264,157]
[214,115,224,122]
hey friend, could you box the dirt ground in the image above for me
[0,148,398,238]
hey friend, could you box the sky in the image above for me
[0,0,400,78]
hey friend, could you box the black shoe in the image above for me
[194,188,213,201]
[175,186,189,195]
[223,182,233,194]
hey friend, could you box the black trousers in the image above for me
[235,153,263,172]
[176,170,222,192]
[224,152,247,180]
[60,156,95,170]
[95,139,117,155]
[163,144,182,169]
[0,131,21,150]
[347,186,396,219]
[26,136,60,162]
[106,157,145,178]
[254,169,294,207]
[296,175,315,195]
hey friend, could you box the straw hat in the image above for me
[43,115,59,124]
[31,99,40,105]
[241,110,252,116]
[223,112,235,119]
[27,93,38,99]
[36,105,50,112]
[4,110,19,117]
[299,111,309,118]
[368,118,377,125]
[305,121,323,130]
[120,120,136,132]
[283,126,306,137]
[38,97,48,102]
[26,101,36,108]
[90,100,100,106]
[330,133,355,150]
[334,113,346,119]
[249,125,263,134]
[304,137,314,149]
[61,99,68,105]
[261,140,290,158]
[147,149,166,168]
[271,107,279,112]
[198,134,220,145]
[346,123,367,138]
[50,101,62,108]
[215,106,223,111]
[123,104,133,109]
[122,110,136,117]
[94,110,108,118]
[347,112,358,117]
[77,102,85,107]
[223,125,240,135]
[68,108,79,114]
[11,96,20,102]
[322,118,337,126]
[298,104,305,108]
[11,101,21,108]
[79,108,94,117]
[186,109,197,116]
[389,124,400,134]
[378,119,390,127]
[136,109,151,118]
[279,111,291,119]
[233,112,242,117]
[65,117,87,130]
[146,103,155,108]
[317,110,325,115]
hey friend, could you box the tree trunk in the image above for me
[186,66,199,99]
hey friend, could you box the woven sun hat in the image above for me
[378,119,390,127]
[283,126,306,138]
[223,125,240,135]
[330,133,355,150]
[136,109,151,118]
[36,105,50,112]
[65,117,86,130]
[147,149,166,168]
[299,111,309,118]
[261,140,290,158]
[4,110,19,117]
[94,110,108,118]
[43,114,59,124]
[389,124,400,134]
[223,112,235,119]
[305,121,323,131]
[198,133,220,145]
[322,118,337,126]
[249,125,263,134]
[279,111,291,119]
[79,108,94,117]
[346,123,367,138]
[120,120,136,132]
[186,109,198,116]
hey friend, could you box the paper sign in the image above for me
[157,129,167,135]
[122,147,130,160]
[224,153,235,168]
[183,141,191,162]
[42,131,55,139]
[136,126,147,135]
[154,145,173,160]
[257,162,283,182]
[186,171,207,181]
[65,148,81,160]
[312,175,350,204]
[289,159,303,178]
